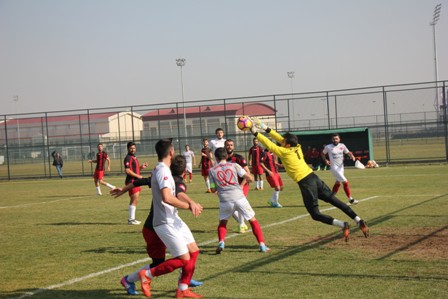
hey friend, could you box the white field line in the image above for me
[10,196,379,299]
[0,196,91,209]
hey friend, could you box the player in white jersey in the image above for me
[209,147,270,254]
[209,127,248,233]
[137,139,204,299]
[182,145,196,183]
[321,133,358,205]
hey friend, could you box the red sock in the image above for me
[343,181,351,198]
[183,173,186,180]
[150,258,188,277]
[250,219,265,243]
[218,222,227,242]
[189,173,193,180]
[332,182,341,193]
[179,250,199,285]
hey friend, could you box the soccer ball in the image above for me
[237,116,253,131]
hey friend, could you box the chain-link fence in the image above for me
[1,81,447,180]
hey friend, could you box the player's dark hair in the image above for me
[155,139,173,160]
[215,147,228,161]
[282,133,298,147]
[215,128,224,134]
[170,155,186,176]
[127,141,136,149]
[202,138,208,142]
[97,143,103,147]
[224,139,234,145]
[332,133,340,138]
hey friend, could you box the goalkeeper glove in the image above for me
[250,116,268,130]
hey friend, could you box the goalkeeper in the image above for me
[247,117,369,241]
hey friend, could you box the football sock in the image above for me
[106,183,115,189]
[260,180,263,189]
[179,250,199,288]
[96,186,101,194]
[128,264,150,282]
[343,181,351,198]
[332,182,341,193]
[354,216,361,224]
[205,178,210,189]
[129,205,136,220]
[218,222,227,241]
[332,219,345,228]
[255,181,259,189]
[189,173,192,180]
[274,190,280,204]
[150,258,188,277]
[250,219,265,243]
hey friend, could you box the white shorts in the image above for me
[154,220,195,257]
[219,197,255,221]
[331,164,347,182]
[186,162,193,173]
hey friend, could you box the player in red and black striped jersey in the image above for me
[199,138,212,193]
[88,143,115,196]
[225,139,251,233]
[124,142,148,225]
[261,148,284,208]
[248,138,265,190]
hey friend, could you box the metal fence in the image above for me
[1,80,447,180]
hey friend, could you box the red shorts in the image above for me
[142,227,166,259]
[242,183,250,197]
[267,173,283,188]
[201,168,210,177]
[252,165,264,175]
[94,170,104,180]
[127,182,141,195]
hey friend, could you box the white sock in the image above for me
[260,180,264,188]
[106,183,115,189]
[255,181,259,189]
[354,216,361,224]
[178,283,189,291]
[96,186,101,194]
[205,178,210,189]
[273,191,280,204]
[127,264,150,283]
[332,219,345,228]
[129,205,136,220]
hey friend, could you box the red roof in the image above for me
[1,112,116,126]
[142,102,276,121]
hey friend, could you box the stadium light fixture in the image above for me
[287,71,295,128]
[430,3,442,112]
[175,58,187,142]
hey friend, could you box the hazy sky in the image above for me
[1,0,447,116]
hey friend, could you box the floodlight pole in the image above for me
[176,58,187,143]
[430,3,442,113]
[287,71,295,129]
[13,95,20,158]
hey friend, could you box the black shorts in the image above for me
[297,173,334,208]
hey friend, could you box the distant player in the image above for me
[209,127,226,166]
[209,147,269,254]
[260,148,284,208]
[88,143,115,195]
[199,138,212,193]
[182,145,196,183]
[248,138,264,190]
[321,133,358,205]
[124,142,148,225]
[248,116,369,241]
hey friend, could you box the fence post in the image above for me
[383,87,391,164]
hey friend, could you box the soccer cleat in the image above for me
[216,241,225,254]
[189,279,203,287]
[359,220,369,238]
[206,189,212,193]
[272,203,283,208]
[237,223,248,233]
[259,244,270,253]
[349,198,359,205]
[97,191,103,196]
[128,219,141,225]
[175,288,203,298]
[138,269,152,297]
[120,276,138,295]
[343,222,350,242]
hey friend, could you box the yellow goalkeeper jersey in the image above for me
[256,129,313,183]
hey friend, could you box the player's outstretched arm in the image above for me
[110,183,135,198]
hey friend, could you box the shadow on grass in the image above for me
[82,246,147,255]
[1,288,158,299]
[43,222,122,226]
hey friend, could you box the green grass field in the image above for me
[1,164,447,299]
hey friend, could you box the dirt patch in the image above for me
[327,226,448,260]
